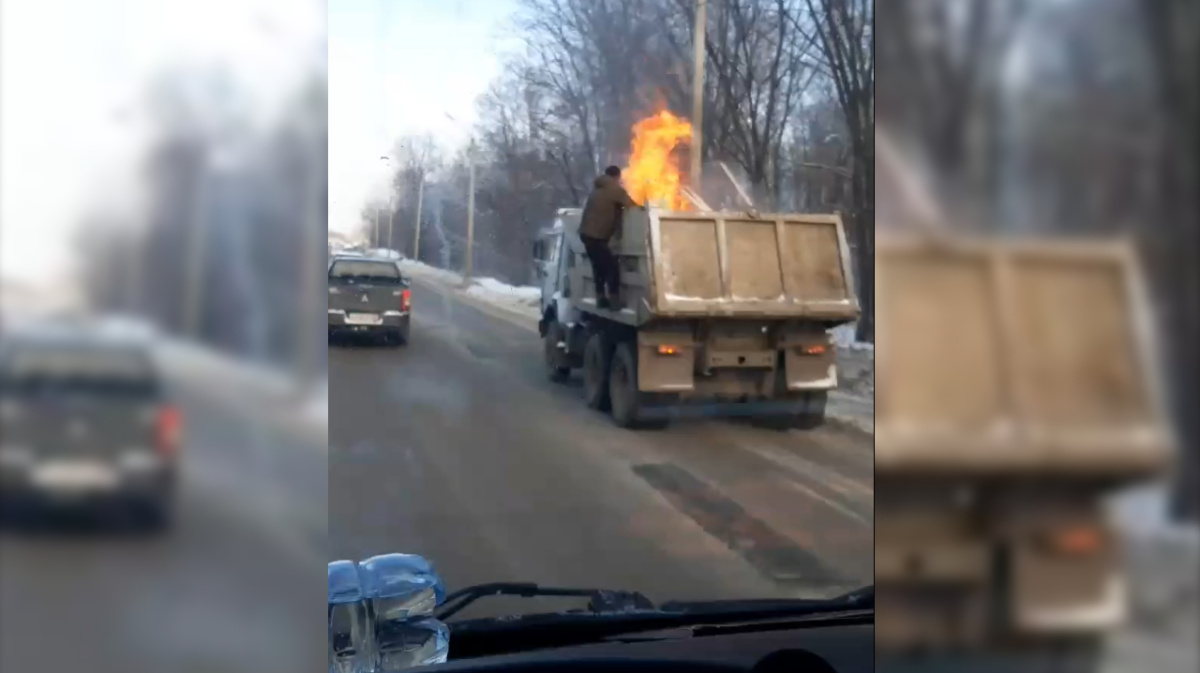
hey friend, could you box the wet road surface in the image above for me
[0,370,327,673]
[329,279,875,618]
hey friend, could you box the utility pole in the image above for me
[412,176,424,261]
[373,206,380,249]
[182,149,209,339]
[380,155,393,252]
[690,0,707,188]
[385,192,396,252]
[464,139,476,283]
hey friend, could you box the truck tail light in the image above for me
[1044,526,1104,555]
[657,344,681,356]
[800,344,827,355]
[156,406,182,457]
[400,289,411,311]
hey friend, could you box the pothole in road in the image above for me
[632,462,848,590]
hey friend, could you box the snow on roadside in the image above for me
[832,323,874,353]
[466,278,541,318]
[399,259,466,287]
[1111,483,1200,546]
[400,260,542,319]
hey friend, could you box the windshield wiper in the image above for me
[435,582,655,621]
[445,584,871,628]
[658,584,873,614]
[444,585,872,660]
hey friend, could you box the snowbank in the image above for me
[466,278,541,317]
[400,260,542,319]
[831,323,874,353]
[399,259,467,287]
[1111,484,1200,546]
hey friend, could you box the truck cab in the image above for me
[533,210,582,339]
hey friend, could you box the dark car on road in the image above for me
[328,255,412,346]
[0,323,180,531]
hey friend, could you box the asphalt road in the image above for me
[0,375,327,673]
[329,280,875,619]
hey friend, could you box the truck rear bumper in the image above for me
[328,310,410,332]
[632,393,826,419]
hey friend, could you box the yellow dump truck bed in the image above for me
[565,207,860,325]
[875,235,1171,479]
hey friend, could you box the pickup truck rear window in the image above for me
[0,344,160,396]
[330,260,403,281]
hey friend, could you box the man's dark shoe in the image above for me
[607,295,624,310]
[597,296,611,309]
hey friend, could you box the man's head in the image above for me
[604,165,621,178]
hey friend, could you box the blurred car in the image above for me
[327,255,412,346]
[0,322,180,531]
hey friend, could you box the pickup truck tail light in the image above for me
[401,289,412,311]
[156,406,182,457]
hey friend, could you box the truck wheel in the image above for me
[609,342,668,429]
[583,332,613,411]
[543,320,570,382]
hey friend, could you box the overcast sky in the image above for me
[0,0,322,285]
[327,0,518,234]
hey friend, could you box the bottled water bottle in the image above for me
[328,554,450,672]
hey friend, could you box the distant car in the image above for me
[327,255,412,346]
[0,324,180,531]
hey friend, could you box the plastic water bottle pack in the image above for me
[328,554,450,672]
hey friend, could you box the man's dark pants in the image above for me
[580,234,620,301]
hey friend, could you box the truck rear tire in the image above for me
[543,320,570,382]
[583,332,613,411]
[609,341,668,429]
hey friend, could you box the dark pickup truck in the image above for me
[0,323,180,531]
[327,255,412,346]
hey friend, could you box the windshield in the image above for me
[325,0,875,627]
[0,342,159,396]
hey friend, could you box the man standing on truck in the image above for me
[580,166,643,309]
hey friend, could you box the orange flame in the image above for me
[623,110,693,211]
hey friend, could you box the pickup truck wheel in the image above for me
[543,320,570,382]
[609,342,668,429]
[583,332,613,411]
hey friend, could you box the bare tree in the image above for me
[792,0,874,341]
[876,0,1026,216]
[1140,0,1200,522]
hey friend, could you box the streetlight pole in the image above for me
[380,155,394,252]
[412,176,425,261]
[690,0,707,189]
[373,205,380,249]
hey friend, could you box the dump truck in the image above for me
[873,234,1172,671]
[532,206,860,428]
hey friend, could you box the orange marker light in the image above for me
[801,344,827,355]
[657,345,680,356]
[1048,527,1103,555]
